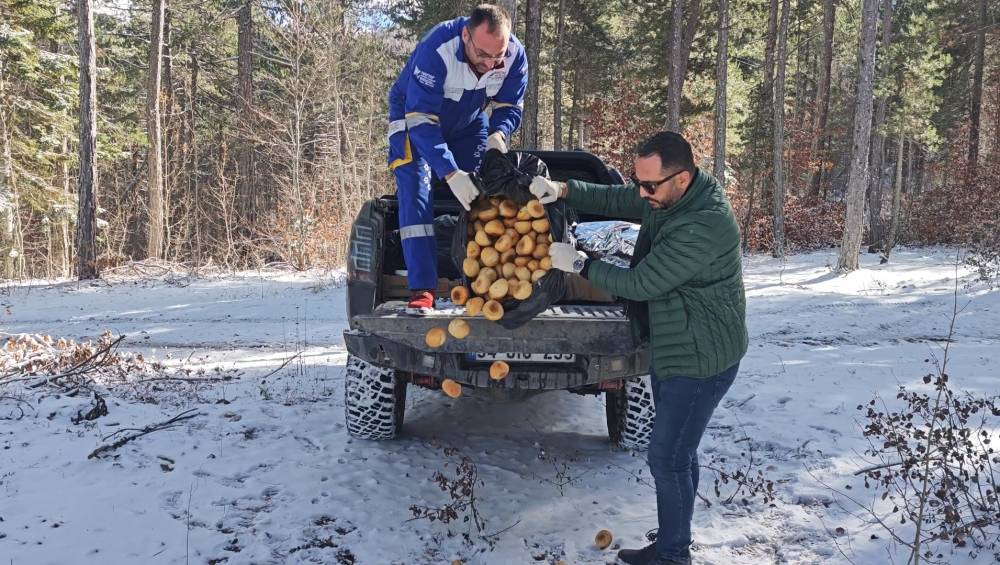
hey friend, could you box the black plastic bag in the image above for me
[451,149,568,330]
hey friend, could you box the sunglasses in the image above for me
[630,170,685,194]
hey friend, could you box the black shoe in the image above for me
[617,542,657,565]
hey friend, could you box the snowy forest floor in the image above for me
[1,248,997,565]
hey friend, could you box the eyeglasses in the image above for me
[466,29,506,62]
[630,170,685,194]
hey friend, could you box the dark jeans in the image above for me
[648,363,739,562]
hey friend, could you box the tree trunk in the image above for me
[665,0,700,130]
[0,101,20,279]
[836,0,879,272]
[522,0,542,149]
[772,0,790,258]
[496,0,517,27]
[866,0,893,253]
[882,134,905,261]
[553,0,565,150]
[968,0,986,174]
[763,0,779,113]
[568,69,580,149]
[712,0,729,184]
[808,0,835,197]
[146,0,166,259]
[77,0,100,279]
[188,53,201,265]
[236,0,257,233]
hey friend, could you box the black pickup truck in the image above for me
[342,150,654,449]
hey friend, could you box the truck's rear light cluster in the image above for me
[348,223,374,282]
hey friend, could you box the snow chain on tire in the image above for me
[344,354,406,440]
[606,375,655,451]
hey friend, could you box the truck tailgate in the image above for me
[351,301,635,356]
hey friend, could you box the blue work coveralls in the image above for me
[387,17,528,291]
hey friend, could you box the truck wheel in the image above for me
[344,354,406,440]
[605,375,655,451]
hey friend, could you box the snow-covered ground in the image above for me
[1,248,996,565]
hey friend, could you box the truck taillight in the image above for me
[348,223,375,282]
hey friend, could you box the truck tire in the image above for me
[344,354,406,440]
[605,375,655,451]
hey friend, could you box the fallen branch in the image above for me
[260,353,302,380]
[88,408,199,459]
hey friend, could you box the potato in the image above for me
[531,218,550,233]
[532,243,549,259]
[516,234,535,256]
[535,232,548,244]
[512,281,532,300]
[502,218,517,227]
[480,267,498,283]
[499,199,518,218]
[514,256,530,267]
[494,234,514,253]
[501,262,517,279]
[488,279,509,300]
[477,207,499,221]
[484,219,505,236]
[514,220,533,234]
[516,208,532,221]
[425,327,446,348]
[474,230,492,247]
[473,220,485,232]
[466,241,481,259]
[465,297,484,316]
[463,258,481,278]
[480,246,500,267]
[489,361,510,381]
[504,227,519,240]
[450,285,469,305]
[500,248,516,264]
[482,299,504,321]
[441,378,462,398]
[528,259,540,271]
[540,256,552,270]
[526,199,546,218]
[515,266,531,281]
[448,319,470,339]
[531,268,547,283]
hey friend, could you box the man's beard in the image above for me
[644,197,663,208]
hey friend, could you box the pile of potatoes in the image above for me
[450,196,553,321]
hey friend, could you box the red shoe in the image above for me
[408,290,435,310]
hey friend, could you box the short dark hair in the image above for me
[635,131,695,174]
[469,4,511,35]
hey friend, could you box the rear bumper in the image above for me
[344,330,649,390]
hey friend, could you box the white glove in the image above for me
[529,175,561,204]
[486,132,507,153]
[548,242,588,273]
[446,170,480,211]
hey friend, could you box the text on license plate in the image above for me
[468,352,576,363]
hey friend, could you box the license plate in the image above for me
[468,352,576,363]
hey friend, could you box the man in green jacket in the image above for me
[530,131,748,565]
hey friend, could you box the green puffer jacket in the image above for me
[566,169,748,379]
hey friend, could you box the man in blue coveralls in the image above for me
[388,4,528,310]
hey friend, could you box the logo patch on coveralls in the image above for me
[413,66,437,88]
